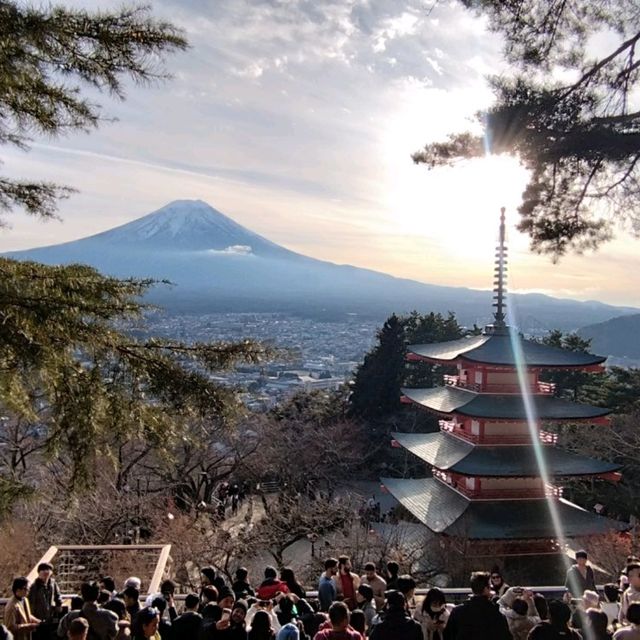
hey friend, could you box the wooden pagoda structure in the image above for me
[382,208,626,559]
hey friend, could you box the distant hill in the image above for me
[4,199,638,329]
[578,314,640,359]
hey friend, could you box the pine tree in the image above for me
[413,1,640,257]
[0,4,268,515]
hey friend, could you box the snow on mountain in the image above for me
[4,199,638,327]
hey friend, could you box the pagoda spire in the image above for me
[492,206,508,329]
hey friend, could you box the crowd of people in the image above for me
[3,550,640,640]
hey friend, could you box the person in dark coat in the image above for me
[171,594,202,639]
[443,572,512,640]
[369,591,422,640]
[528,600,582,640]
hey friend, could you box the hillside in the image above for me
[5,199,637,330]
[578,314,640,359]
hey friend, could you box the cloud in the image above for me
[207,245,254,255]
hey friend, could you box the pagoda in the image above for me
[382,208,626,561]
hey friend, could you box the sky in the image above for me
[2,0,640,307]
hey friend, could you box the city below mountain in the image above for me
[5,199,638,331]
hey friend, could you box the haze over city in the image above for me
[1,0,638,306]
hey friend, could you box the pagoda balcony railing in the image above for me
[439,420,559,445]
[433,471,564,500]
[443,375,556,396]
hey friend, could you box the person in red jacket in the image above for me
[256,567,289,601]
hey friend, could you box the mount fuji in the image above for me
[4,199,637,328]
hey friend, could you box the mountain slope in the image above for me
[578,314,640,359]
[4,199,637,329]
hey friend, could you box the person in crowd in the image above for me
[318,559,338,613]
[0,624,14,640]
[490,569,509,598]
[98,592,112,606]
[565,550,597,598]
[201,567,226,593]
[58,582,118,640]
[384,564,399,591]
[199,603,222,639]
[246,600,281,635]
[67,618,89,640]
[257,568,289,601]
[336,557,360,611]
[131,608,160,640]
[145,580,177,617]
[571,589,600,630]
[200,586,219,612]
[102,599,131,640]
[620,558,639,594]
[217,588,236,611]
[603,584,622,628]
[5,577,40,640]
[397,576,417,612]
[274,593,312,630]
[313,601,362,640]
[122,588,141,626]
[621,563,640,624]
[171,594,202,639]
[150,599,171,640]
[442,572,511,640]
[28,562,62,638]
[124,579,142,593]
[586,608,612,640]
[534,594,549,622]
[529,599,582,640]
[502,596,540,640]
[276,624,300,640]
[213,600,248,640]
[348,611,365,639]
[280,569,305,600]
[232,568,255,601]
[368,591,421,640]
[354,585,376,632]
[413,587,451,640]
[249,610,276,640]
[615,603,640,639]
[359,565,386,611]
[100,578,117,599]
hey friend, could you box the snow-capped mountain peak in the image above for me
[87,199,292,256]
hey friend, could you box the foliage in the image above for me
[0,2,187,223]
[349,311,463,421]
[414,1,640,257]
[0,259,268,512]
[537,330,605,401]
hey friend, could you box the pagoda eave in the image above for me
[382,477,629,540]
[401,386,611,422]
[390,431,621,477]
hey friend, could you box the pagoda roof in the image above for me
[381,477,628,539]
[391,431,620,477]
[408,333,606,368]
[401,386,610,421]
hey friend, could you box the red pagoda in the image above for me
[382,208,626,560]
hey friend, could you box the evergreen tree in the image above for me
[0,2,187,219]
[349,313,407,421]
[413,1,640,257]
[349,311,463,420]
[0,4,269,515]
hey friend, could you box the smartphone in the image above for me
[221,609,231,621]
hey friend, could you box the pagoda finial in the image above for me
[492,207,508,329]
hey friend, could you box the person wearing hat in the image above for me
[565,550,597,598]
